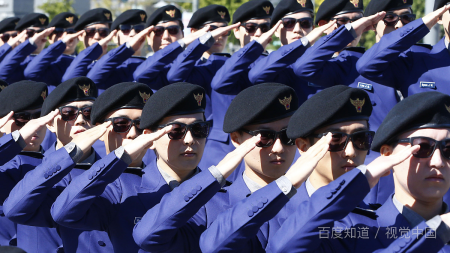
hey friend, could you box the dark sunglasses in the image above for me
[1,32,17,42]
[383,13,416,27]
[13,111,41,127]
[158,122,210,140]
[51,27,76,37]
[199,25,231,36]
[313,130,375,152]
[59,106,92,121]
[153,25,181,36]
[84,27,110,38]
[119,24,145,34]
[330,16,362,27]
[396,137,450,159]
[281,17,314,29]
[26,28,45,38]
[242,128,294,148]
[241,22,270,33]
[105,117,142,134]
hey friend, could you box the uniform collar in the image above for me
[156,161,200,190]
[242,171,263,193]
[305,177,316,197]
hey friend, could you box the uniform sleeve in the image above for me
[87,43,134,86]
[356,19,430,87]
[132,169,222,252]
[0,133,26,166]
[0,40,36,81]
[292,25,356,87]
[2,148,76,227]
[0,156,38,204]
[248,37,309,84]
[268,168,370,253]
[211,40,264,94]
[0,43,12,63]
[23,40,66,82]
[51,151,128,231]
[133,41,184,89]
[61,43,103,82]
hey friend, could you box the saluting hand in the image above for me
[423,3,450,30]
[365,144,420,188]
[257,20,282,49]
[305,20,336,45]
[211,23,240,39]
[31,27,55,48]
[0,111,14,137]
[18,109,59,144]
[285,133,332,189]
[129,26,154,52]
[70,121,111,156]
[7,30,27,48]
[215,135,261,179]
[98,29,118,53]
[352,12,386,37]
[181,25,210,46]
[62,30,85,44]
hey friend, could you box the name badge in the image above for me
[134,217,142,224]
[308,82,322,88]
[420,82,436,89]
[357,82,373,91]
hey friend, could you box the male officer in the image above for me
[357,1,450,97]
[50,83,214,252]
[24,12,81,93]
[0,17,21,62]
[3,77,114,253]
[86,9,152,94]
[0,13,53,84]
[61,8,116,82]
[270,91,450,253]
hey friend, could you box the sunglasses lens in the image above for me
[279,129,294,146]
[442,140,450,159]
[282,18,296,29]
[98,28,109,37]
[1,34,9,42]
[384,14,398,26]
[120,25,131,34]
[13,113,31,127]
[66,29,75,34]
[401,14,416,24]
[153,27,164,36]
[412,138,436,158]
[167,123,186,140]
[190,122,209,139]
[352,131,374,151]
[244,24,258,33]
[60,107,78,121]
[81,107,91,120]
[260,23,270,33]
[134,25,145,33]
[300,19,313,29]
[257,130,276,147]
[84,28,96,37]
[167,26,180,35]
[112,117,132,133]
[26,30,35,37]
[328,133,347,152]
[31,111,41,119]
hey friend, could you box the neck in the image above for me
[56,139,66,150]
[202,51,211,59]
[308,169,332,190]
[157,158,197,183]
[243,165,275,187]
[63,49,75,55]
[133,49,141,56]
[22,145,41,152]
[395,187,444,221]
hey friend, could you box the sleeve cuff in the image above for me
[301,37,311,48]
[357,164,367,175]
[29,38,36,46]
[208,165,226,187]
[427,215,450,244]
[114,146,132,165]
[125,41,131,49]
[345,24,358,39]
[199,32,215,47]
[177,39,186,49]
[64,142,84,163]
[275,176,297,199]
[12,130,27,149]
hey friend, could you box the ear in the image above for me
[230,131,242,148]
[318,20,328,27]
[190,28,197,33]
[296,137,310,154]
[380,144,393,157]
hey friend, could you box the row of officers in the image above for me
[1,0,450,252]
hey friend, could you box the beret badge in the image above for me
[194,93,203,106]
[79,84,90,96]
[403,0,407,3]
[66,16,74,24]
[218,11,226,19]
[41,90,47,100]
[139,91,151,103]
[350,0,359,8]
[279,95,292,110]
[350,98,365,113]
[104,12,111,20]
[140,13,146,21]
[39,17,46,25]
[263,6,271,14]
[297,0,306,7]
[166,9,176,18]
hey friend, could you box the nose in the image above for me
[162,29,170,40]
[93,31,101,40]
[183,130,194,146]
[74,112,87,126]
[271,138,285,154]
[293,21,301,33]
[254,27,263,37]
[394,19,404,30]
[125,124,139,140]
[342,140,356,158]
[129,29,137,37]
[430,147,445,169]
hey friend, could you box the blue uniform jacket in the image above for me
[0,134,25,166]
[3,144,113,253]
[268,169,450,253]
[50,153,173,252]
[133,41,184,91]
[87,43,145,94]
[356,19,450,97]
[62,43,102,82]
[0,43,13,63]
[0,40,37,83]
[24,40,75,93]
[166,38,230,122]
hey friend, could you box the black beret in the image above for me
[0,79,8,92]
[111,9,147,30]
[287,85,372,139]
[371,92,450,152]
[91,82,153,125]
[48,12,78,29]
[232,0,274,24]
[316,0,363,25]
[146,5,182,27]
[15,13,48,31]
[41,77,97,116]
[0,80,47,117]
[223,83,299,133]
[74,8,113,31]
[140,83,206,129]
[0,17,20,33]
[434,0,449,10]
[188,5,230,28]
[270,0,314,26]
[365,0,412,17]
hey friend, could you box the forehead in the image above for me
[246,117,291,131]
[243,18,271,24]
[207,21,228,27]
[387,8,413,15]
[60,100,94,108]
[334,11,363,19]
[86,23,109,29]
[4,30,17,34]
[159,113,204,125]
[398,128,450,140]
[107,108,142,119]
[283,11,313,19]
[314,120,368,134]
[156,20,181,27]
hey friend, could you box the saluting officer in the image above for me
[86,9,152,94]
[24,12,80,93]
[0,13,53,84]
[62,8,115,82]
[270,91,450,253]
[357,1,450,97]
[0,17,20,62]
[3,77,114,253]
